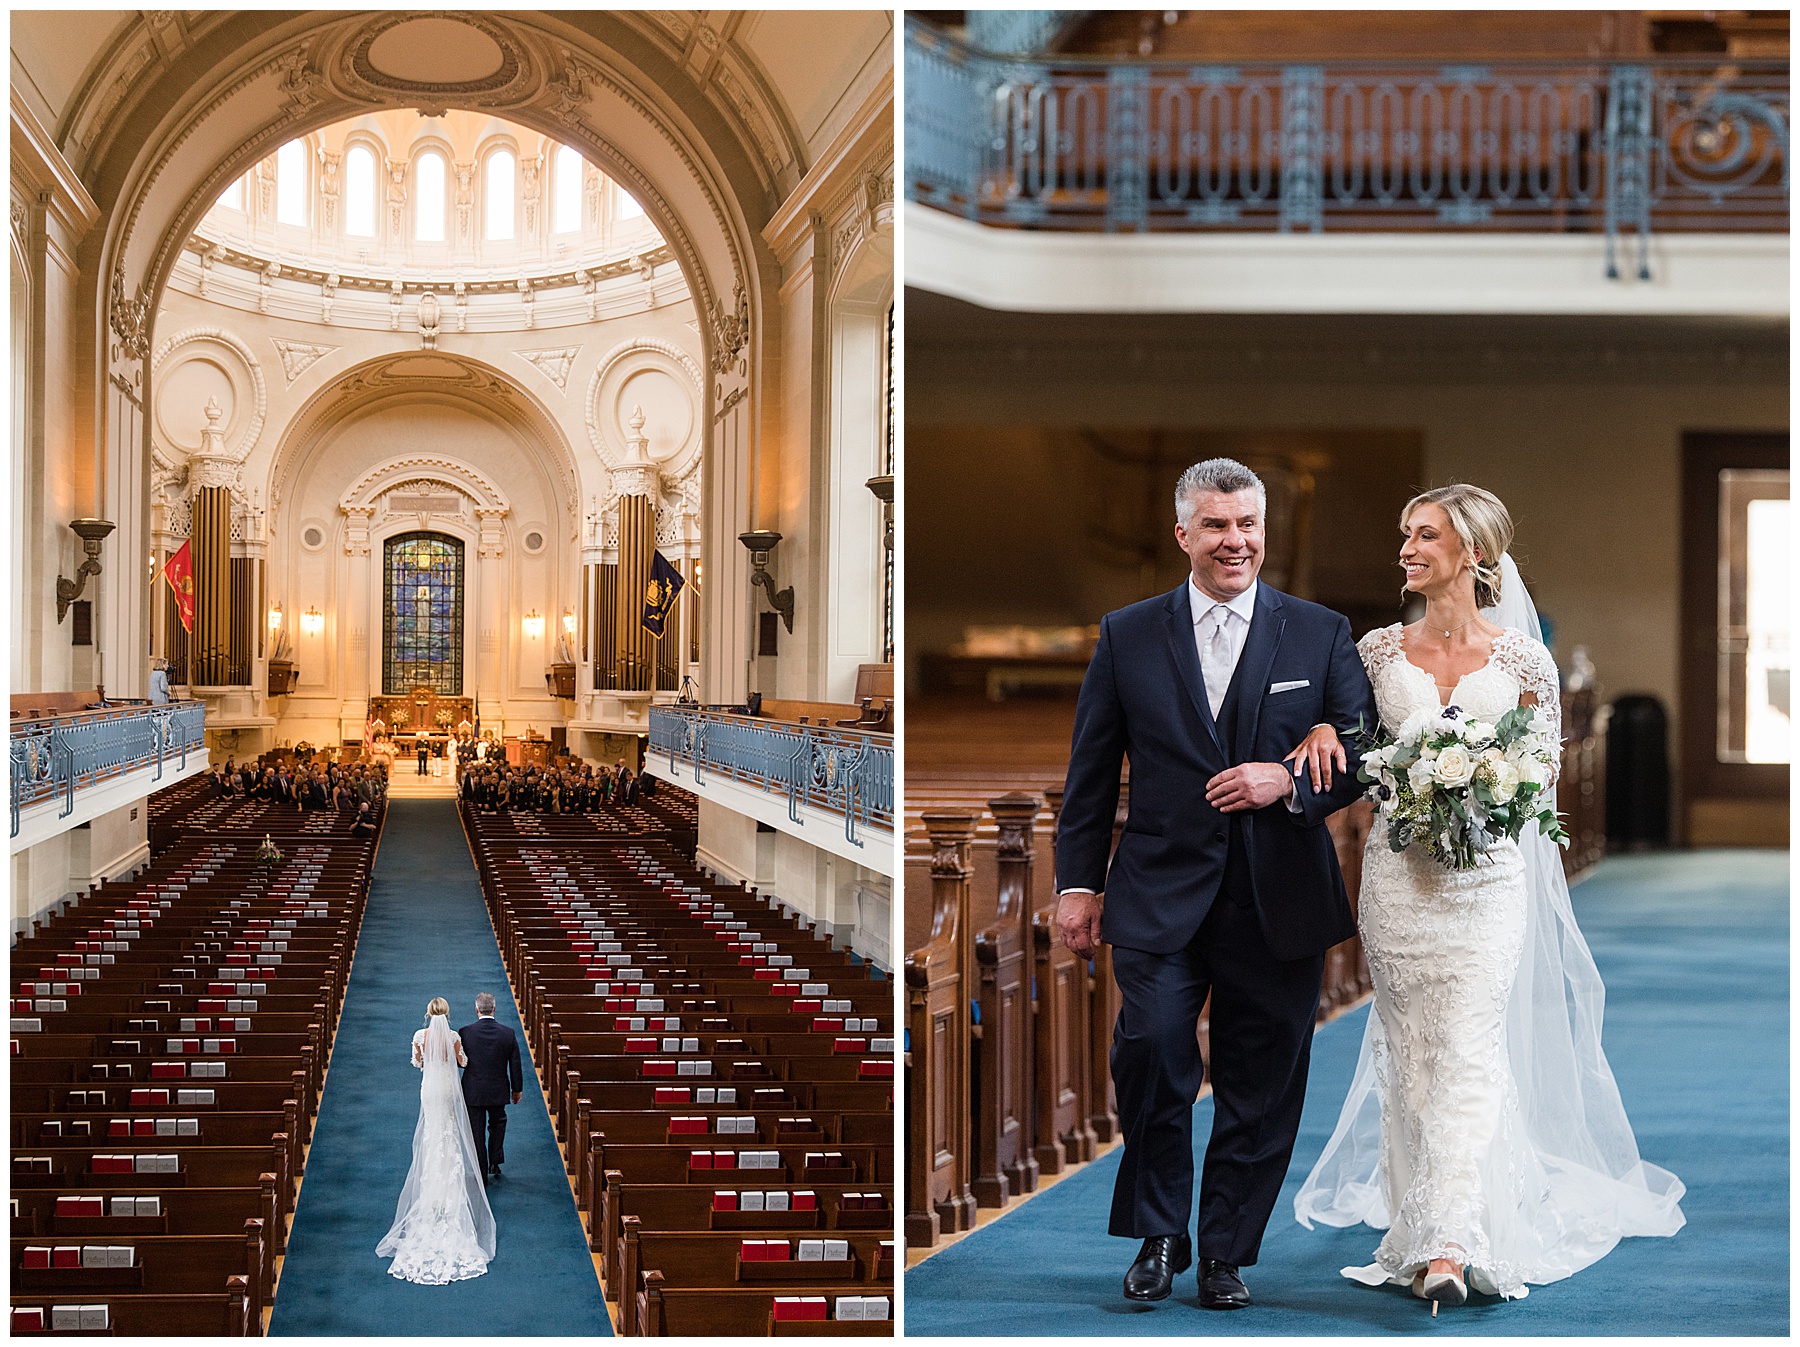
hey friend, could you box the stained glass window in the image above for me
[383,532,464,695]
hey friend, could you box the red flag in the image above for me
[162,540,195,633]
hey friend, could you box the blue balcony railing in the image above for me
[650,707,894,849]
[906,19,1789,278]
[11,701,207,837]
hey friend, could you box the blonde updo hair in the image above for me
[1401,484,1514,610]
[426,997,449,1019]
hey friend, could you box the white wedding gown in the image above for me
[1296,563,1685,1299]
[376,1015,496,1284]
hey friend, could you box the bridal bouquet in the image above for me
[1358,704,1568,870]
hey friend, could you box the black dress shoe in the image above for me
[489,1165,502,1180]
[1123,1235,1192,1302]
[1198,1260,1251,1310]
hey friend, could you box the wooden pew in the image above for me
[11,780,378,1333]
[455,795,893,1331]
[594,1178,891,1291]
[9,1283,254,1336]
[619,1222,893,1334]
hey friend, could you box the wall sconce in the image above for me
[55,518,117,623]
[865,474,894,553]
[523,609,545,639]
[268,603,283,631]
[562,610,577,637]
[738,530,794,633]
[301,606,324,635]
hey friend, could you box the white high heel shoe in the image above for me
[1422,1268,1468,1314]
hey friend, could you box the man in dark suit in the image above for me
[459,992,524,1183]
[1056,458,1375,1310]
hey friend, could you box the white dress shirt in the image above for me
[1061,578,1302,898]
[1190,576,1260,718]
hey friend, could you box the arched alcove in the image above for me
[76,11,777,701]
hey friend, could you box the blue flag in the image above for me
[642,551,685,638]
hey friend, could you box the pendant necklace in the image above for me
[1425,609,1478,640]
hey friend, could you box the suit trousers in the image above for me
[1107,884,1324,1265]
[466,1103,508,1175]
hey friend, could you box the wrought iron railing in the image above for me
[650,707,894,849]
[11,701,207,837]
[906,20,1789,277]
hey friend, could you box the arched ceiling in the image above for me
[267,349,582,534]
[12,10,892,219]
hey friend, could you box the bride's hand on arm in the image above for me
[1283,723,1346,792]
[412,1042,423,1069]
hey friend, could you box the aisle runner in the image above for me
[905,850,1788,1337]
[268,798,612,1336]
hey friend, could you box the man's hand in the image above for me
[1056,891,1105,959]
[1205,762,1296,813]
[512,1092,522,1105]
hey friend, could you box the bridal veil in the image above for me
[1294,553,1686,1290]
[376,1014,496,1283]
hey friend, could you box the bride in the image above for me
[1287,485,1685,1306]
[376,998,496,1284]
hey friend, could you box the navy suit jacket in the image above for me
[1056,580,1376,960]
[458,1016,524,1107]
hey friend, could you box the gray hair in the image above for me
[1175,458,1267,526]
[474,992,497,1015]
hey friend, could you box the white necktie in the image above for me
[1203,607,1233,716]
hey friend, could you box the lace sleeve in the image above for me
[1494,631,1561,739]
[411,1029,425,1069]
[1355,624,1403,679]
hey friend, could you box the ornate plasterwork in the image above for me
[515,346,580,390]
[110,266,152,361]
[268,353,581,530]
[829,163,896,281]
[585,337,705,486]
[708,284,749,375]
[338,13,536,113]
[339,453,511,515]
[270,338,338,383]
[107,14,752,413]
[150,325,269,460]
[338,454,512,559]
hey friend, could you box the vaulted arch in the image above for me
[70,11,786,700]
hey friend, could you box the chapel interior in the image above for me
[898,7,1788,1282]
[11,10,895,1335]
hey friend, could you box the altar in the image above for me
[368,685,475,739]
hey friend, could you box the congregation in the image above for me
[459,760,650,813]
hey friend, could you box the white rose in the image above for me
[1514,754,1548,789]
[1487,760,1520,803]
[1431,743,1476,788]
[1480,746,1506,767]
[1399,710,1433,744]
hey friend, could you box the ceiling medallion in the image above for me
[338,13,536,112]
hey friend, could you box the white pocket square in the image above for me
[1269,680,1310,694]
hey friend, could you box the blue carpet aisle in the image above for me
[905,849,1789,1336]
[268,798,613,1335]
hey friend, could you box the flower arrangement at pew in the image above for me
[1357,704,1568,871]
[256,834,284,866]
